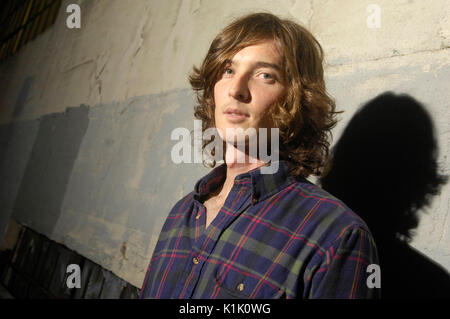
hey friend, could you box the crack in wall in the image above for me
[326,46,450,69]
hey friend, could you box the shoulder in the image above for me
[283,177,373,243]
[168,191,196,216]
[156,191,196,234]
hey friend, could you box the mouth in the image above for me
[224,108,250,122]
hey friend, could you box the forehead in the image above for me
[229,40,283,65]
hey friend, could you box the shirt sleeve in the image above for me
[307,226,381,299]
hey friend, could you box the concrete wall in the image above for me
[0,0,448,287]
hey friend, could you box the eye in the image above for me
[224,68,233,75]
[258,72,276,83]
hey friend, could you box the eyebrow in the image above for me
[225,59,283,74]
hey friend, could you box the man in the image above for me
[140,12,380,299]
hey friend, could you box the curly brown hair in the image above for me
[189,12,340,178]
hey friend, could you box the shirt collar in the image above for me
[193,160,298,204]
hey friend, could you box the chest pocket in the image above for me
[213,265,286,299]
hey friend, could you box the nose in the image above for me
[229,74,250,102]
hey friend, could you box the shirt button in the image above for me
[237,283,245,292]
[195,214,201,220]
[192,257,199,265]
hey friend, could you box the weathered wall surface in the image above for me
[0,0,448,287]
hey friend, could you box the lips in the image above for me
[224,107,250,123]
[224,107,250,117]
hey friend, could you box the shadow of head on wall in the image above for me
[320,91,450,298]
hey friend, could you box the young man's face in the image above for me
[213,39,285,145]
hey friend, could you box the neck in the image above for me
[217,142,267,197]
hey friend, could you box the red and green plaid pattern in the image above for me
[140,160,380,299]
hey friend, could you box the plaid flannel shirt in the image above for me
[140,160,380,299]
